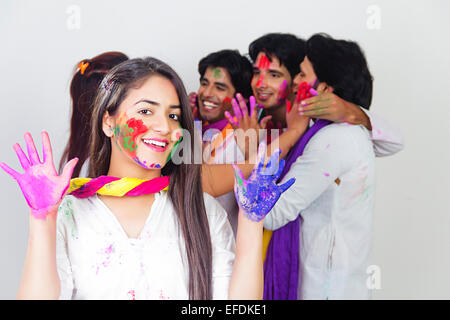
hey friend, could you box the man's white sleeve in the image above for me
[362,109,405,157]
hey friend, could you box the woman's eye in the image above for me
[139,109,152,115]
[169,114,180,121]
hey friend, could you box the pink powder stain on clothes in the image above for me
[159,289,170,300]
[127,290,136,300]
[324,172,330,177]
[95,244,115,275]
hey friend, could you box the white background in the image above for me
[0,0,449,299]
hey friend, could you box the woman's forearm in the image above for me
[228,209,264,300]
[17,209,60,300]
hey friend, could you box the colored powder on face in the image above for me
[258,53,271,70]
[256,74,265,88]
[166,126,183,163]
[213,68,221,78]
[127,118,148,140]
[115,117,148,158]
[223,97,232,108]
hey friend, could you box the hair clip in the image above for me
[78,61,90,75]
[102,79,114,91]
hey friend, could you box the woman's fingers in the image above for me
[231,163,245,186]
[61,158,79,185]
[255,141,267,175]
[264,149,282,176]
[13,143,30,170]
[41,131,53,164]
[24,132,41,165]
[0,161,20,180]
[259,115,272,129]
[278,177,296,193]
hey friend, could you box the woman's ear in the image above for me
[102,111,115,137]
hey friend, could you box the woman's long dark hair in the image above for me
[59,51,129,177]
[89,57,213,300]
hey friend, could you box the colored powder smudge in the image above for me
[324,172,330,177]
[115,117,148,158]
[213,68,221,78]
[223,97,232,107]
[256,53,271,88]
[258,53,271,70]
[128,290,136,300]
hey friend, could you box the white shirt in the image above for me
[56,191,235,300]
[264,123,376,300]
[363,109,405,157]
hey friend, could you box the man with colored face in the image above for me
[189,49,254,235]
[249,33,304,129]
[192,49,253,123]
[247,32,404,156]
[261,33,400,300]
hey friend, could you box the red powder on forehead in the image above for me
[126,118,148,139]
[258,54,271,70]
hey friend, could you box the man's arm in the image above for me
[264,125,358,230]
[298,92,405,157]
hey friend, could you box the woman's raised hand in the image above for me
[0,131,78,220]
[231,141,295,222]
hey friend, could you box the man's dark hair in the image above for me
[306,33,373,109]
[249,33,306,79]
[198,49,253,99]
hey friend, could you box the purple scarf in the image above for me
[263,119,332,300]
[200,118,230,135]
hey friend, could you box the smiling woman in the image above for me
[0,57,292,300]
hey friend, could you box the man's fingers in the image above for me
[298,101,327,112]
[249,96,256,118]
[0,162,20,180]
[232,98,243,120]
[300,109,331,117]
[24,132,41,165]
[13,143,30,170]
[236,93,249,118]
[259,115,272,129]
[225,111,238,127]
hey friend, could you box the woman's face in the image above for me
[104,75,183,173]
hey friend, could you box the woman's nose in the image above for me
[150,114,170,136]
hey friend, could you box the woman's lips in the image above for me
[142,138,169,152]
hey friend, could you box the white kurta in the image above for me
[56,191,235,300]
[211,110,403,237]
[264,123,376,300]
